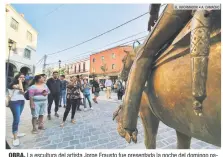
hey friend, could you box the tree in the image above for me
[59,68,65,75]
[101,63,108,77]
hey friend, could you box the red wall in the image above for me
[90,46,132,75]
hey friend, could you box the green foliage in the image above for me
[101,63,108,76]
[59,68,65,75]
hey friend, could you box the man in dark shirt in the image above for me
[59,75,68,108]
[46,71,62,120]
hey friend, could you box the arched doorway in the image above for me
[6,62,17,86]
[6,63,17,77]
[20,67,31,76]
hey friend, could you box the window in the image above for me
[79,64,81,72]
[74,66,76,73]
[101,56,104,61]
[112,53,115,59]
[92,68,95,72]
[83,63,86,72]
[24,48,31,59]
[93,58,95,62]
[10,18,19,31]
[27,31,32,42]
[112,64,115,70]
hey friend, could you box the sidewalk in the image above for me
[6,91,219,149]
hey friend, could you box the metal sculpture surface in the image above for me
[114,4,221,149]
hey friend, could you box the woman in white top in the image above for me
[8,73,28,147]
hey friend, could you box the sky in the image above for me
[11,4,163,73]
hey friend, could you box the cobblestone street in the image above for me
[6,92,219,149]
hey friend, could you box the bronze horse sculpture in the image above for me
[113,5,221,149]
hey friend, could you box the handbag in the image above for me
[6,89,15,107]
[24,91,29,100]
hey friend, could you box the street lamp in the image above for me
[6,40,14,86]
[58,60,61,74]
[133,40,141,49]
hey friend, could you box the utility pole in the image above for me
[42,55,47,74]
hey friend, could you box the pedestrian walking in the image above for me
[29,75,50,134]
[60,76,81,127]
[46,71,62,120]
[81,78,93,111]
[29,73,47,126]
[105,77,112,99]
[117,80,124,100]
[7,73,28,146]
[114,81,118,93]
[59,75,68,108]
[76,75,84,111]
[92,77,100,103]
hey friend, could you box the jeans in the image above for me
[63,99,78,122]
[9,100,25,134]
[83,94,92,108]
[60,90,66,106]
[48,93,60,115]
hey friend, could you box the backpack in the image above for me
[24,91,29,100]
[118,81,124,93]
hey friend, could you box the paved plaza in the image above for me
[6,92,219,149]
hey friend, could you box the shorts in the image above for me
[94,92,99,97]
[31,100,47,118]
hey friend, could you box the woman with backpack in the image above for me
[28,75,50,134]
[81,78,93,111]
[92,77,100,104]
[117,80,124,100]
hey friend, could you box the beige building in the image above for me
[65,58,90,80]
[5,4,38,80]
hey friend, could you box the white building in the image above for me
[65,58,90,80]
[5,4,38,79]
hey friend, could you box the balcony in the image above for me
[67,68,88,75]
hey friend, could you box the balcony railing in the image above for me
[67,69,88,74]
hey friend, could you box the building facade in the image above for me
[65,58,90,80]
[90,46,132,83]
[5,4,38,80]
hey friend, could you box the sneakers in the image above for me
[11,133,26,139]
[38,126,46,130]
[18,133,26,137]
[32,129,38,134]
[12,138,20,147]
[77,108,81,111]
[55,113,59,117]
[63,105,66,108]
[92,98,96,103]
[84,108,87,111]
[60,122,65,127]
[90,107,94,110]
[47,115,51,120]
[71,119,76,124]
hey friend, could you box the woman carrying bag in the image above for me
[7,73,28,147]
[60,76,81,127]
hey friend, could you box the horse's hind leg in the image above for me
[176,131,191,149]
[139,100,159,149]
